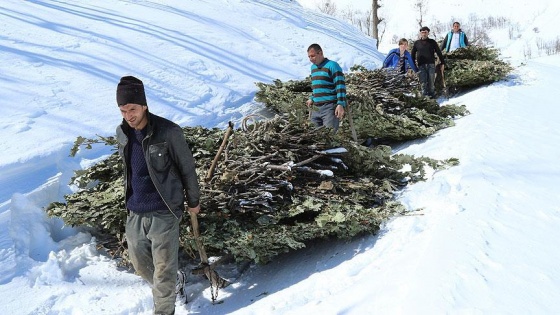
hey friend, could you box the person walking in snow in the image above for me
[115,75,200,315]
[306,43,347,132]
[382,38,419,74]
[441,21,469,53]
[411,26,446,98]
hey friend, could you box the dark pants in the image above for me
[126,210,181,315]
[418,63,436,97]
[310,103,340,132]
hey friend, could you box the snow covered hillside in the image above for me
[0,0,382,206]
[1,0,560,314]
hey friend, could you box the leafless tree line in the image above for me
[314,0,559,58]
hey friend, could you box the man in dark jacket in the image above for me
[411,26,446,98]
[115,76,200,315]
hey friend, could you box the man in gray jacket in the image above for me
[116,76,200,315]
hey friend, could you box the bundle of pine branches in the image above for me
[439,45,513,93]
[256,67,470,144]
[51,52,511,265]
[47,116,457,265]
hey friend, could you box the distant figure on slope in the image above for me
[441,21,469,52]
[411,26,446,98]
[306,43,347,133]
[115,76,200,315]
[382,38,419,74]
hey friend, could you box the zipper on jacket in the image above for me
[142,129,180,220]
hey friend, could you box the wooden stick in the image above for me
[293,154,323,167]
[189,211,229,291]
[205,121,234,182]
[189,211,208,263]
[346,104,358,142]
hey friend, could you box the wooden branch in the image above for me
[293,154,323,167]
[266,164,292,172]
[293,166,334,177]
[205,121,234,182]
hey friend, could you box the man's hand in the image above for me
[335,105,345,119]
[187,204,200,214]
[306,99,313,107]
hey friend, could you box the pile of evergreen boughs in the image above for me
[47,47,512,267]
[47,114,458,265]
[256,67,469,144]
[438,45,513,94]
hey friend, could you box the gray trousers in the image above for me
[310,103,340,132]
[126,210,181,315]
[418,63,436,97]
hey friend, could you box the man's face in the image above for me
[453,23,460,32]
[120,103,148,130]
[420,30,429,39]
[308,48,324,65]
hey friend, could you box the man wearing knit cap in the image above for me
[115,75,200,314]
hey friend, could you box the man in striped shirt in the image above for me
[306,43,347,132]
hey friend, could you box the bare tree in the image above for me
[317,0,337,16]
[371,0,383,48]
[315,0,385,46]
[414,0,428,29]
[364,13,372,36]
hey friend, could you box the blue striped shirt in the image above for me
[310,58,347,107]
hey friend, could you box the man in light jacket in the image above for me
[441,22,469,52]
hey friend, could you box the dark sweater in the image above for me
[411,37,445,67]
[126,128,167,213]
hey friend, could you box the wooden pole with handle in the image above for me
[193,122,234,301]
[189,210,229,302]
[190,211,209,264]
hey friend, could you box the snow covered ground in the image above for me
[1,0,559,314]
